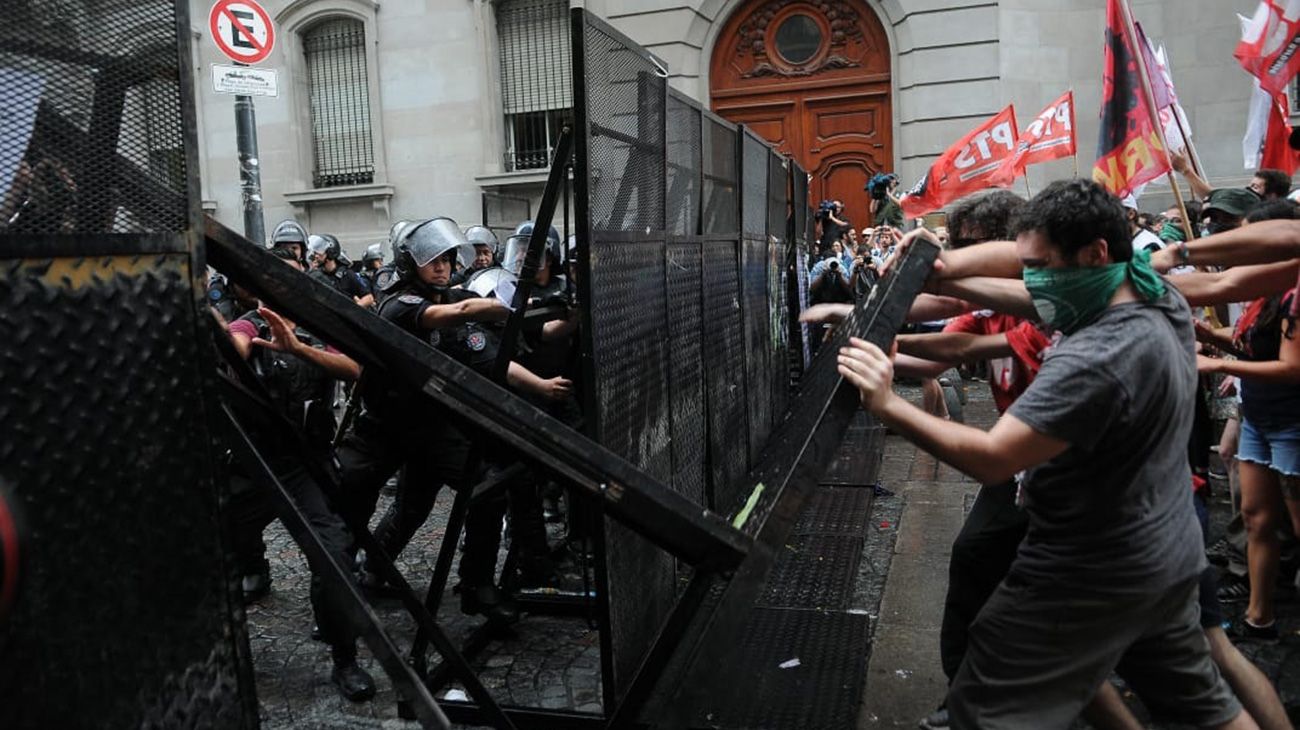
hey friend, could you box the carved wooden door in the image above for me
[710,0,892,226]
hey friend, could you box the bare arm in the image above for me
[906,293,974,323]
[1201,324,1300,384]
[937,277,1038,320]
[1165,261,1300,307]
[1151,220,1300,273]
[894,352,952,379]
[418,297,510,330]
[506,361,574,401]
[354,293,375,308]
[838,338,1067,484]
[251,307,362,381]
[897,331,1014,365]
[1170,152,1214,201]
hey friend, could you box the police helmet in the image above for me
[388,219,414,249]
[465,225,500,255]
[270,219,309,264]
[503,221,563,275]
[395,217,475,277]
[363,243,384,265]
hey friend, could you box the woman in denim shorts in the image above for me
[1200,288,1300,641]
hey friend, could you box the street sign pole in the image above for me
[210,0,276,245]
[234,79,265,245]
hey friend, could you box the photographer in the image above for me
[810,249,854,305]
[868,173,904,229]
[817,199,851,251]
[850,243,879,300]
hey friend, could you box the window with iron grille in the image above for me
[303,18,375,188]
[497,0,572,171]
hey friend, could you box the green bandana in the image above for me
[1159,221,1187,243]
[1022,249,1167,335]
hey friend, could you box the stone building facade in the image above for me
[191,0,1270,256]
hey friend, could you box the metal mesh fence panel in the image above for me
[581,20,664,234]
[0,0,193,234]
[702,239,750,514]
[666,92,701,236]
[574,8,816,707]
[740,132,771,458]
[791,162,813,371]
[767,153,791,423]
[702,115,738,236]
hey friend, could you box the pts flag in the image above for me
[998,90,1076,181]
[1093,0,1170,198]
[901,105,1018,219]
[1236,0,1300,95]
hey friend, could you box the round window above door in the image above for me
[774,14,823,66]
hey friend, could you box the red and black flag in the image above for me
[1092,0,1170,198]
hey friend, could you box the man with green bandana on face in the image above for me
[839,179,1256,730]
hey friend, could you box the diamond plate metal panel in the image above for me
[702,117,738,236]
[742,236,772,458]
[0,255,253,728]
[741,132,768,239]
[758,534,864,610]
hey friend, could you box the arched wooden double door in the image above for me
[710,0,892,220]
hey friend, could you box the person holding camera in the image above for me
[867,173,904,230]
[817,199,852,251]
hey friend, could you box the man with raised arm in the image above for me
[839,179,1254,730]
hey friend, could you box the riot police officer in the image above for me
[270,219,310,267]
[223,247,376,702]
[360,243,385,296]
[450,225,501,286]
[337,217,570,623]
[308,233,374,307]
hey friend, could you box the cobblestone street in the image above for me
[244,381,1300,729]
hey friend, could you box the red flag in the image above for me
[1262,90,1299,174]
[1092,0,1171,198]
[1235,0,1300,96]
[997,91,1076,181]
[900,106,1019,219]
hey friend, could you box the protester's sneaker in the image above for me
[1228,618,1279,644]
[1205,538,1236,567]
[918,703,949,729]
[1217,576,1251,603]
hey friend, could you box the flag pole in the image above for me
[1118,0,1197,242]
[1073,153,1080,179]
[1024,175,1033,198]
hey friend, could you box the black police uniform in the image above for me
[223,311,361,662]
[336,286,508,598]
[311,265,372,300]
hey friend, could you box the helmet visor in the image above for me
[405,218,474,269]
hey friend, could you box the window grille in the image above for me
[303,18,374,188]
[497,0,572,171]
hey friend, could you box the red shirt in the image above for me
[943,311,1052,413]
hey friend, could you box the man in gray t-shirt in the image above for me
[839,180,1249,730]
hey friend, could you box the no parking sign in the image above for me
[209,0,275,65]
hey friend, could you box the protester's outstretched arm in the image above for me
[906,293,973,323]
[838,337,1067,485]
[897,331,1015,365]
[882,228,1021,280]
[1199,322,1300,384]
[1170,152,1213,201]
[894,353,950,379]
[937,277,1037,320]
[1151,220,1300,272]
[1165,261,1300,306]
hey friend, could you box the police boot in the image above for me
[460,584,520,625]
[330,646,376,702]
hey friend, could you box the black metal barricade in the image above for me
[0,1,256,727]
[571,8,938,725]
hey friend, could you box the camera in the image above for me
[865,173,898,202]
[816,199,836,222]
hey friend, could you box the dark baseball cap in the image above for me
[1204,188,1261,218]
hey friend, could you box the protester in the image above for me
[840,179,1252,729]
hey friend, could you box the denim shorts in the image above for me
[1238,416,1300,478]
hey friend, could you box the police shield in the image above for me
[464,267,516,298]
